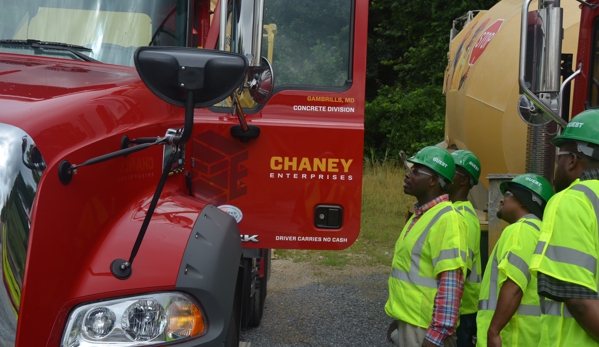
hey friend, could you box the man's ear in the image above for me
[566,153,582,173]
[428,175,439,188]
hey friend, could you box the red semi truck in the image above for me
[0,0,368,346]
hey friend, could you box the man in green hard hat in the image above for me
[476,173,553,347]
[385,146,468,347]
[530,109,599,346]
[448,150,482,347]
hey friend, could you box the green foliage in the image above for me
[365,84,445,158]
[365,0,499,159]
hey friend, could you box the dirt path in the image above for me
[241,258,393,347]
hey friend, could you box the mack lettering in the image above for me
[240,234,259,243]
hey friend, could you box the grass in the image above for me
[276,161,416,267]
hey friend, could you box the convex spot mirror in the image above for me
[518,94,552,126]
[247,56,274,104]
[134,47,248,108]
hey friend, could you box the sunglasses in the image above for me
[557,151,582,159]
[409,166,435,177]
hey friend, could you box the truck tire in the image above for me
[247,275,267,327]
[225,277,241,347]
[240,258,253,329]
[247,250,269,327]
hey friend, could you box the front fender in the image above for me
[175,204,242,346]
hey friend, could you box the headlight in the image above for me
[62,292,205,347]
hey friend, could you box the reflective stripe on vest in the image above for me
[522,213,541,232]
[537,184,599,320]
[540,297,573,318]
[478,217,541,316]
[433,248,466,268]
[458,205,482,283]
[467,257,482,283]
[458,204,476,219]
[391,206,453,288]
[533,185,599,276]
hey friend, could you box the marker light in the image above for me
[166,297,205,339]
[62,292,205,347]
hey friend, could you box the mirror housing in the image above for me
[134,47,248,108]
[247,56,274,104]
[518,0,567,127]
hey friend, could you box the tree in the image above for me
[365,0,498,158]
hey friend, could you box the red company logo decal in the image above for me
[468,19,504,66]
[191,131,248,204]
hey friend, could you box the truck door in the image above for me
[190,0,367,251]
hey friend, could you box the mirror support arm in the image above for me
[577,0,599,10]
[110,145,178,279]
[173,90,195,145]
[232,94,249,132]
[518,0,568,128]
[110,89,199,279]
[559,62,582,120]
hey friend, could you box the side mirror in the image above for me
[247,56,274,104]
[518,0,568,127]
[134,47,248,108]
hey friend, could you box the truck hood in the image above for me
[0,53,138,101]
[0,52,180,166]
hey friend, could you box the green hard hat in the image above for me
[500,173,554,206]
[407,146,456,183]
[451,150,481,184]
[552,109,599,148]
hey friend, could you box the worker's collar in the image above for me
[414,194,449,218]
[580,168,599,181]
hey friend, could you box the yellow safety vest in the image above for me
[536,297,566,347]
[530,179,599,347]
[385,201,468,328]
[476,215,542,347]
[455,201,481,315]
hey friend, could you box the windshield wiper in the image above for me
[0,39,100,63]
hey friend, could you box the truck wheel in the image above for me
[224,280,241,347]
[240,258,253,329]
[247,251,269,327]
[247,278,264,327]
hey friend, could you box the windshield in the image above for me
[0,0,189,66]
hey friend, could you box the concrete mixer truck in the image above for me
[442,0,589,260]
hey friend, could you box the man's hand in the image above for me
[387,320,398,342]
[421,337,438,347]
[487,330,502,347]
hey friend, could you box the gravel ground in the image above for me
[240,258,394,347]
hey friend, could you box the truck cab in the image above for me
[0,0,368,346]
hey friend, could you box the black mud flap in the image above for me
[175,204,242,346]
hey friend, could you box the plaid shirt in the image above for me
[426,269,464,346]
[406,194,464,346]
[537,168,599,300]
